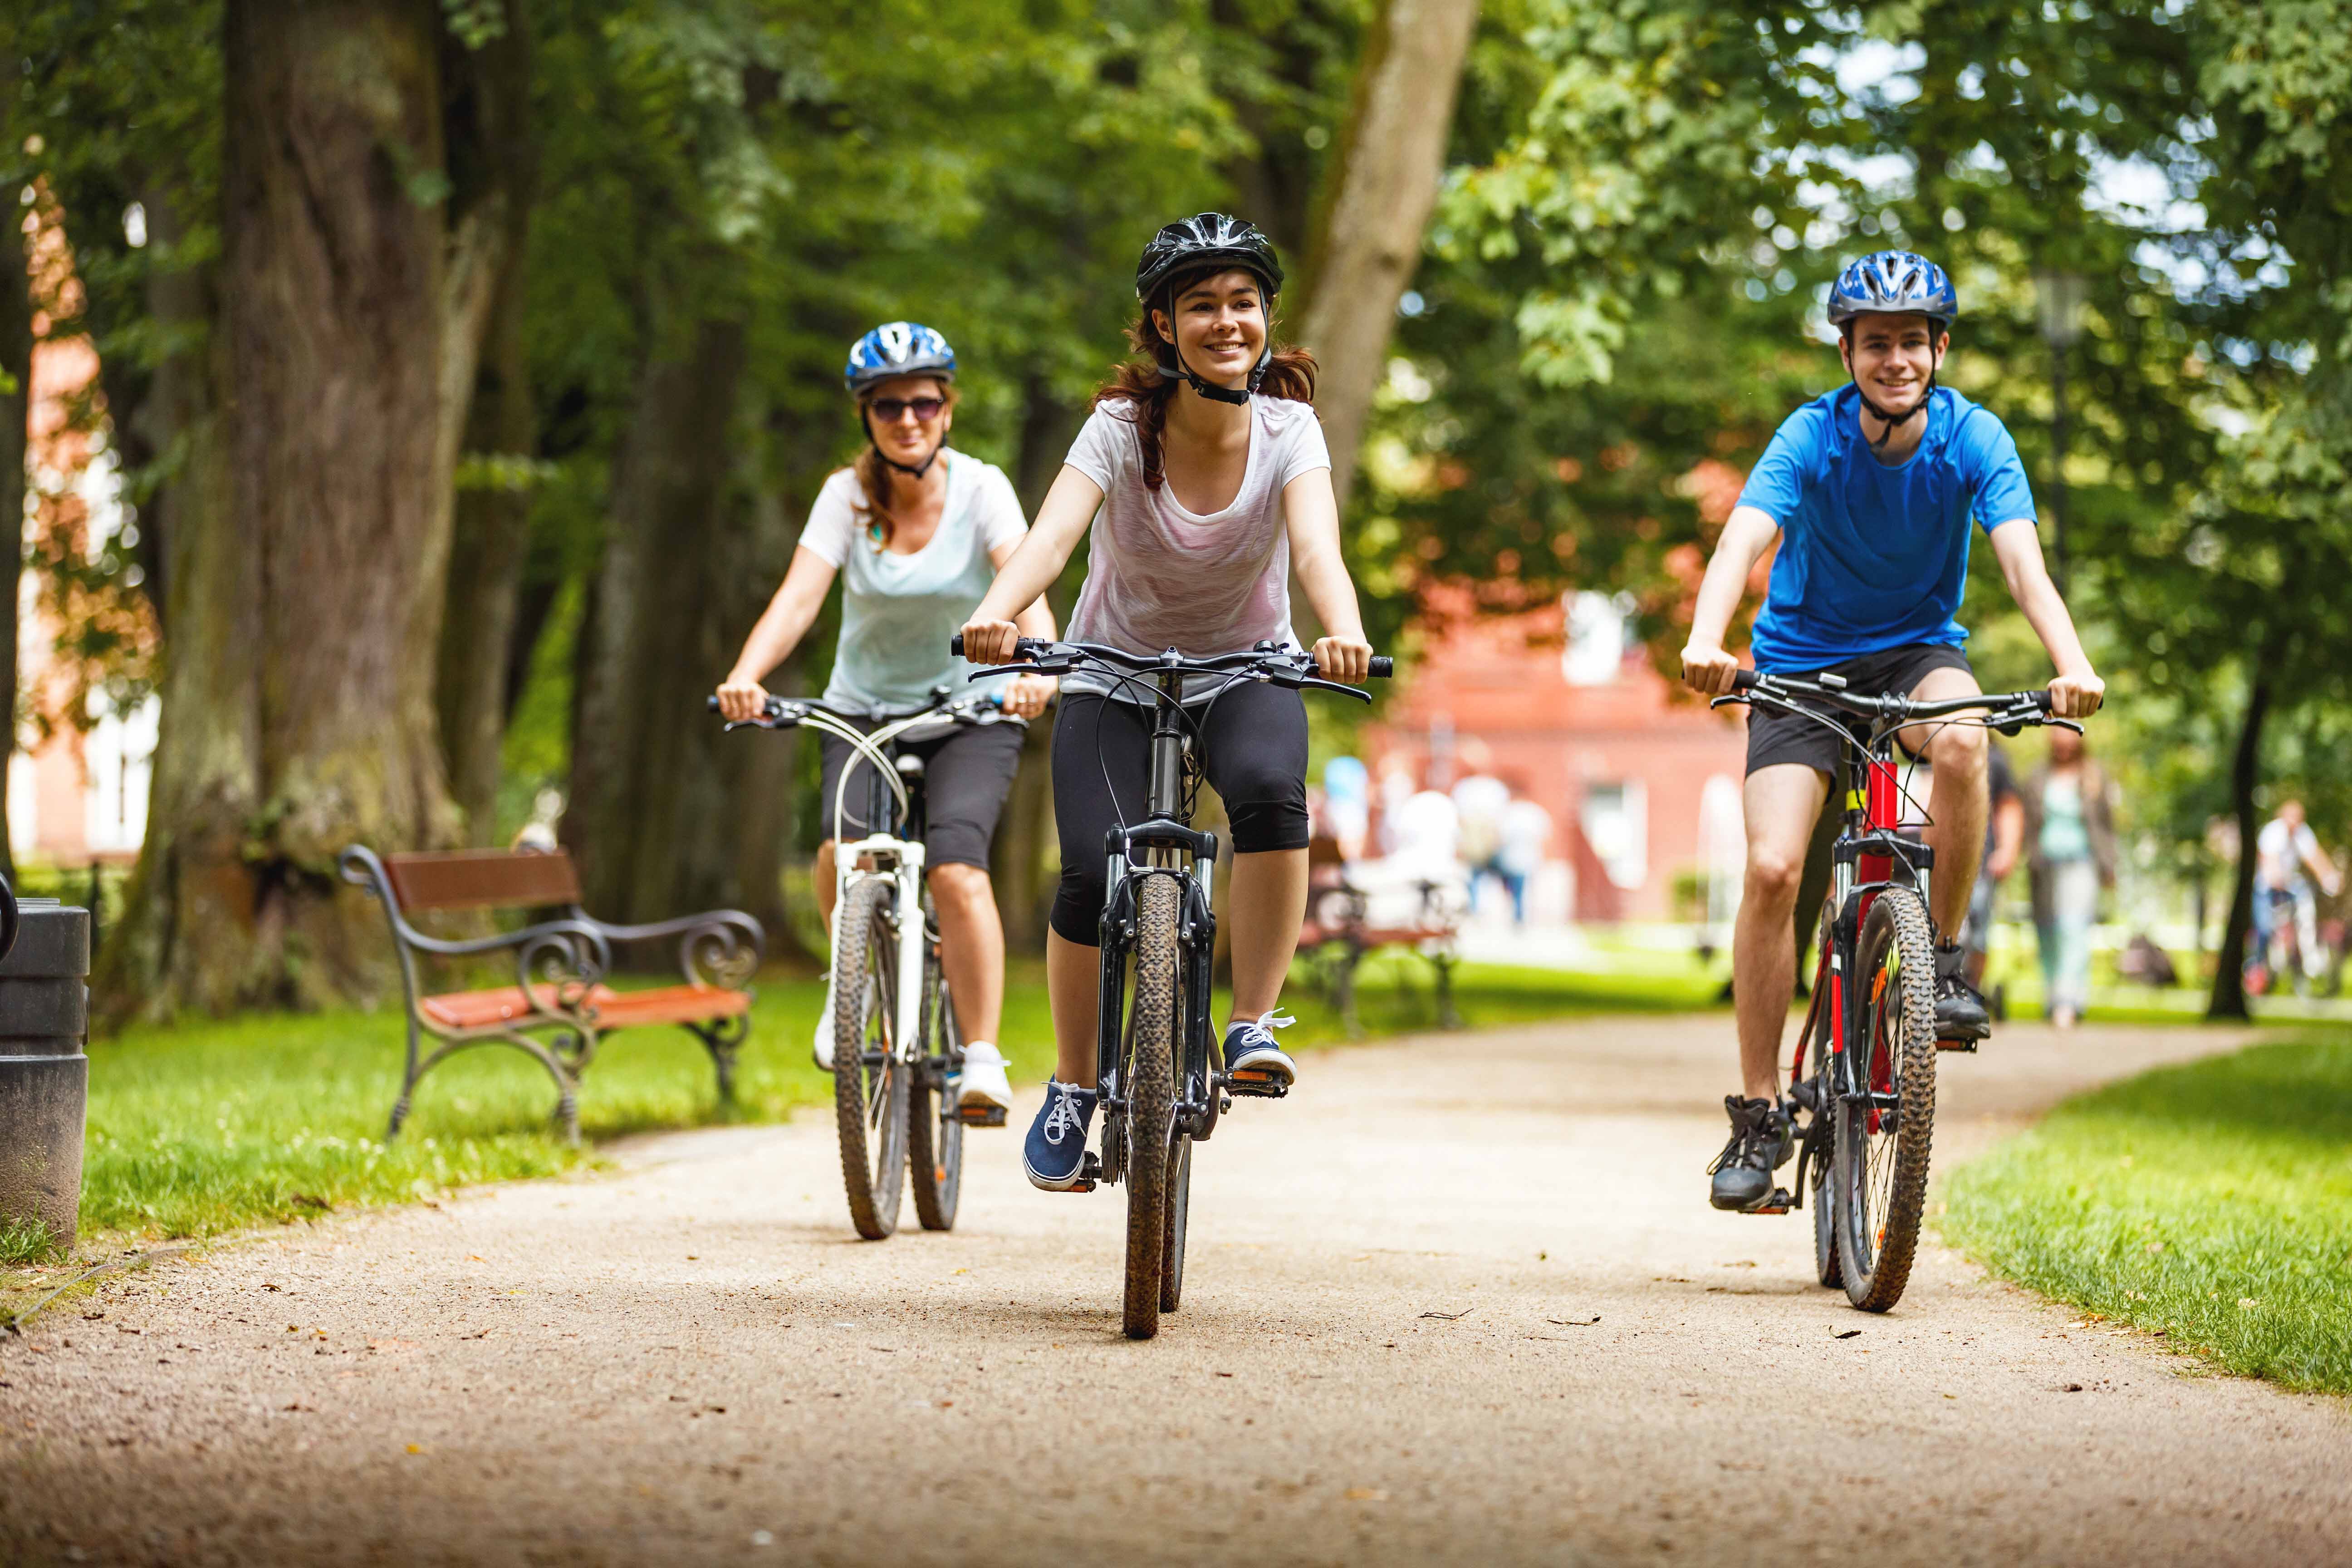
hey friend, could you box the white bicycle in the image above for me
[714,687,1023,1238]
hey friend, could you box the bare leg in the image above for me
[1226,848,1309,1025]
[1046,931,1100,1089]
[928,862,1004,1046]
[1900,666,1989,938]
[815,843,838,927]
[1735,765,1831,1102]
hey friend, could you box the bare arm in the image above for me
[1988,519,2103,718]
[1283,467,1372,682]
[986,535,1060,717]
[960,465,1102,663]
[715,546,838,720]
[1678,505,1780,694]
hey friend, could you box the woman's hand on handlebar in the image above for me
[1680,641,1742,696]
[715,676,771,723]
[960,617,1022,666]
[2047,668,2105,719]
[1003,672,1057,719]
[1313,634,1374,684]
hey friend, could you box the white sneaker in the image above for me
[812,970,839,1071]
[954,1040,1014,1117]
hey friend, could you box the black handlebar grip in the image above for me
[706,696,721,711]
[1369,656,1393,679]
[2029,689,2055,712]
[950,633,965,656]
[1731,668,1760,691]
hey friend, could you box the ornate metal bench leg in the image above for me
[691,1014,750,1109]
[387,1093,413,1140]
[1433,950,1461,1030]
[555,1081,580,1146]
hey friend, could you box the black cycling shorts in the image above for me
[1744,642,1974,779]
[1049,683,1310,945]
[816,719,1025,872]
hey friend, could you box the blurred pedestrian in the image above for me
[1450,739,1509,916]
[1322,755,1371,863]
[1962,739,2026,994]
[1494,789,1553,926]
[2021,726,2117,1029]
[2251,799,2342,993]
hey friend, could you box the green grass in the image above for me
[3,953,1713,1285]
[1943,1032,2352,1395]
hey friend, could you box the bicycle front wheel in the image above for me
[833,878,909,1240]
[1122,875,1181,1340]
[1834,887,1938,1311]
[907,943,964,1233]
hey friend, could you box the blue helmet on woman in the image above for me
[844,322,956,395]
[1828,251,1958,333]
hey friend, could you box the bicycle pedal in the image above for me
[1068,1152,1103,1192]
[1747,1188,1795,1215]
[1225,1071,1288,1099]
[953,1104,1009,1127]
[1934,1036,1980,1054]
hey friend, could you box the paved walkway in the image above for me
[4,1016,2346,1566]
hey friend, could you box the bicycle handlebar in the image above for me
[706,690,1010,730]
[951,634,1393,686]
[1721,668,2076,734]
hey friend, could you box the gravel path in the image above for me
[4,1014,2347,1567]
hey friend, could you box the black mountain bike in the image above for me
[711,689,1023,1239]
[1714,668,2085,1311]
[954,635,1389,1338]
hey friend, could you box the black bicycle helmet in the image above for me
[1135,213,1284,405]
[1828,251,1957,448]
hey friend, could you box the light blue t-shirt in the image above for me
[1738,385,2036,671]
[798,451,1028,711]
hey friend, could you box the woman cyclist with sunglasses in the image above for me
[958,214,1375,1191]
[717,322,1058,1120]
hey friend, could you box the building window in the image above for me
[1581,780,1647,891]
[1561,590,1635,686]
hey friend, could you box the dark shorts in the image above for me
[1049,683,1310,945]
[817,719,1025,871]
[1744,642,1975,779]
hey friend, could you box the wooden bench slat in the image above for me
[419,982,752,1033]
[383,849,583,913]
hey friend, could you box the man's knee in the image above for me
[1930,718,1987,777]
[931,861,991,902]
[1744,843,1807,910]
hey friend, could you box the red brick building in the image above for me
[1362,589,1750,921]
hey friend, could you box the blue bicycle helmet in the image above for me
[843,321,956,395]
[1828,251,1958,332]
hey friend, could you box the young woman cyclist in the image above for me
[958,214,1376,1191]
[717,322,1058,1120]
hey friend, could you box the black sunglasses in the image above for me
[869,396,946,422]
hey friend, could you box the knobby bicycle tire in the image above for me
[833,878,908,1240]
[1122,875,1181,1340]
[1835,887,1938,1311]
[907,930,963,1233]
[1160,1134,1192,1314]
[1805,946,1842,1290]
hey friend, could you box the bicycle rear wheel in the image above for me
[833,878,909,1240]
[908,943,964,1233]
[1834,888,1938,1311]
[1122,875,1181,1340]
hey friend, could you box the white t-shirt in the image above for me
[1061,393,1331,702]
[2256,817,2320,892]
[799,451,1027,710]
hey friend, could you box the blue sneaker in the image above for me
[1022,1080,1098,1191]
[1222,1009,1298,1090]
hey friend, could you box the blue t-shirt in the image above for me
[1738,385,2036,670]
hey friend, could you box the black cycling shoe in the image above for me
[1707,1095,1793,1212]
[1933,940,1991,1044]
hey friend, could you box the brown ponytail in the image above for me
[851,380,960,546]
[1091,268,1317,492]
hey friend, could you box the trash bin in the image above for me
[0,890,88,1254]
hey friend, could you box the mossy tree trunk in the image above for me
[100,0,495,1022]
[0,84,29,887]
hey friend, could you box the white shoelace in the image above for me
[1229,1009,1296,1051]
[1041,1082,1089,1146]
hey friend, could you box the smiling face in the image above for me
[1153,268,1269,389]
[1839,312,1947,418]
[861,374,953,466]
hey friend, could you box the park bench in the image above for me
[340,845,764,1143]
[1294,836,1461,1037]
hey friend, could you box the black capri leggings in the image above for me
[817,719,1025,871]
[1049,683,1310,945]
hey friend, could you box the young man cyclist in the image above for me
[717,322,1058,1122]
[1678,251,2106,1212]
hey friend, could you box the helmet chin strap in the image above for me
[1851,345,1943,451]
[862,408,946,478]
[1160,288,1270,406]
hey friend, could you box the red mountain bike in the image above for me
[1716,668,2085,1311]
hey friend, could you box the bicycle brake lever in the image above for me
[1708,695,1750,711]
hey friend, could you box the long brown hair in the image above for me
[850,379,960,546]
[1092,265,1316,492]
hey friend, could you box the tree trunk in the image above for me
[1294,0,1480,512]
[0,127,28,886]
[100,0,464,1022]
[564,309,794,936]
[433,6,538,842]
[2207,659,2274,1021]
